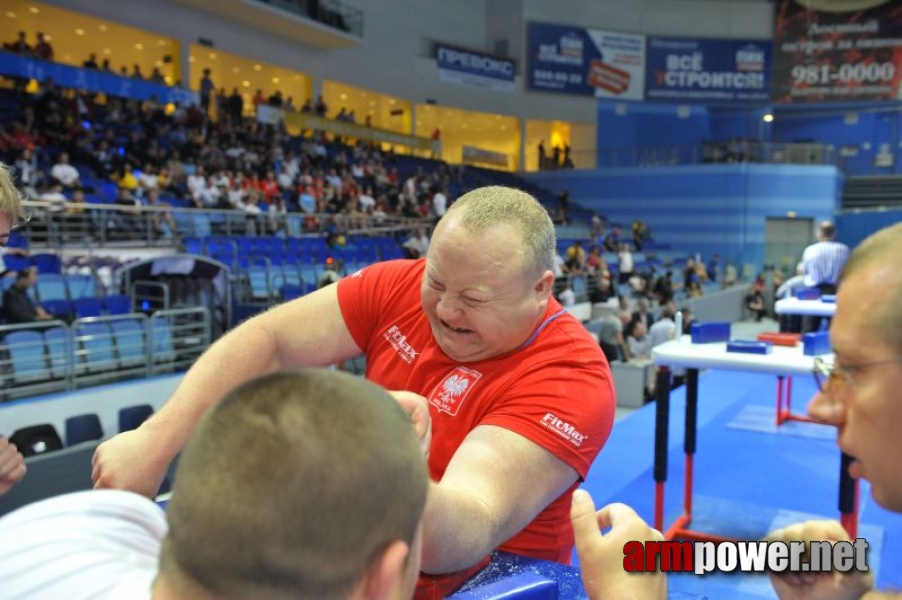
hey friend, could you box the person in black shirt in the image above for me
[3,267,51,324]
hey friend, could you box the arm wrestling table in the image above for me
[773,297,838,424]
[650,337,859,543]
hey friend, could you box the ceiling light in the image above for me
[75,28,85,35]
[98,24,107,31]
[158,39,167,46]
[242,80,250,87]
[103,48,112,55]
[188,56,195,62]
[209,53,217,59]
[340,93,347,100]
[232,67,240,73]
[253,64,262,71]
[272,77,280,84]
[29,7,39,13]
[135,43,144,50]
[5,12,16,18]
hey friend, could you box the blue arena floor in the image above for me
[580,368,902,599]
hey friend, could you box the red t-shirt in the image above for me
[337,259,614,586]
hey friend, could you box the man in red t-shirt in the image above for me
[93,186,619,597]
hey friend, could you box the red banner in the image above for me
[773,0,902,103]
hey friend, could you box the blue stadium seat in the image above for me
[73,297,104,319]
[65,274,97,299]
[64,413,103,446]
[31,253,63,275]
[103,294,132,315]
[36,274,68,303]
[118,404,154,433]
[76,322,118,372]
[43,326,69,379]
[150,318,177,364]
[9,424,63,457]
[110,319,146,368]
[4,330,48,383]
[41,299,73,321]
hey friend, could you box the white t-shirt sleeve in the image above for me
[0,490,167,600]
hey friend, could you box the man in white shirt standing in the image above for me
[432,186,447,220]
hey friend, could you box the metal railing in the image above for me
[0,307,211,401]
[21,200,429,250]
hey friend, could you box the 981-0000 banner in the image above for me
[773,0,902,103]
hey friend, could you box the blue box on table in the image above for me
[690,322,731,344]
[821,294,837,303]
[803,331,831,356]
[727,339,773,354]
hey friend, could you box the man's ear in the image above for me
[360,540,410,600]
[534,270,555,299]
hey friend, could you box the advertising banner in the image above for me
[645,38,771,103]
[435,44,516,92]
[527,22,645,100]
[773,0,902,103]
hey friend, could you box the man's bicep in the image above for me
[259,284,363,368]
[439,425,579,541]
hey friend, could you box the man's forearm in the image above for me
[142,320,284,460]
[419,482,501,574]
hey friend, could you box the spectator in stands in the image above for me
[585,246,602,277]
[686,279,704,298]
[227,87,243,123]
[199,68,214,116]
[2,267,52,324]
[648,305,677,351]
[0,369,429,600]
[317,258,342,289]
[7,31,31,55]
[745,281,766,322]
[565,240,586,274]
[82,52,98,69]
[92,186,614,598]
[401,225,430,259]
[603,226,621,253]
[33,32,53,61]
[0,437,26,497]
[594,311,631,363]
[627,298,654,338]
[706,254,720,283]
[627,320,650,360]
[50,152,81,190]
[431,185,447,220]
[557,282,576,307]
[617,242,634,285]
[651,270,675,304]
[130,64,145,80]
[314,95,328,117]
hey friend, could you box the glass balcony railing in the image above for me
[251,0,363,37]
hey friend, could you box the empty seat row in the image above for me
[39,294,132,321]
[2,319,176,384]
[7,405,154,457]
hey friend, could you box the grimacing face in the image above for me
[808,263,902,512]
[421,217,552,363]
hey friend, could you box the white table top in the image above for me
[775,297,836,317]
[651,336,830,376]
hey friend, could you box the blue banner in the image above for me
[435,44,515,92]
[0,51,198,106]
[527,22,645,100]
[644,38,771,103]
